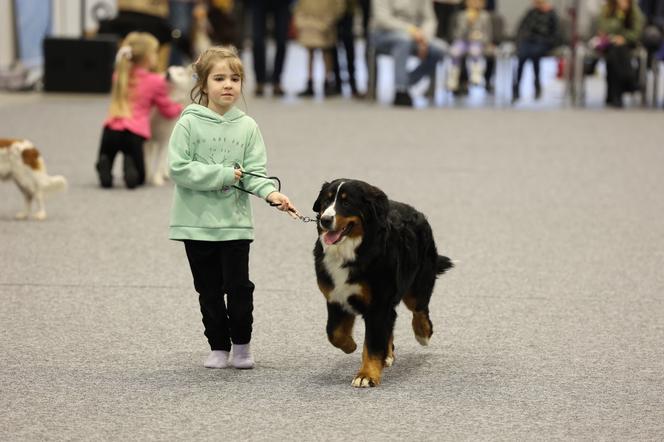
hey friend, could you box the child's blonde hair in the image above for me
[467,0,486,9]
[108,32,159,118]
[191,46,245,106]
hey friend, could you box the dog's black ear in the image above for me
[312,182,329,213]
[362,184,389,228]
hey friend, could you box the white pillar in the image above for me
[0,0,15,67]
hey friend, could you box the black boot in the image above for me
[324,80,340,97]
[123,155,139,189]
[393,91,413,107]
[298,80,315,97]
[512,84,520,103]
[96,155,113,188]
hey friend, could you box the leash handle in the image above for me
[233,163,316,224]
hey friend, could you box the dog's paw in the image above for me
[32,210,47,221]
[340,340,357,354]
[415,335,430,346]
[15,211,29,220]
[351,373,380,388]
[384,355,394,367]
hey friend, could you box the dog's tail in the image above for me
[39,174,68,195]
[436,255,454,275]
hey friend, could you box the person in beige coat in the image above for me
[294,0,346,97]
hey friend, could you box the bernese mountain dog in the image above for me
[312,179,453,388]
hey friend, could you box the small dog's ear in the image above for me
[312,182,329,213]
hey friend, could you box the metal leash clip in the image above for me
[291,210,318,223]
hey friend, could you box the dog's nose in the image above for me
[320,215,334,230]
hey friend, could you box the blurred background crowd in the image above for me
[2,0,664,109]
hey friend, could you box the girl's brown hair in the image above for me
[108,32,159,118]
[190,46,245,106]
[605,0,635,28]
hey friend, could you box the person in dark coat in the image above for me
[512,0,560,102]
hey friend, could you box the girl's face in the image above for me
[204,60,242,115]
[467,0,483,9]
[617,0,630,11]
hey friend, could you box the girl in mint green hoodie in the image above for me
[169,46,298,369]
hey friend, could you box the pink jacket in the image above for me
[104,67,183,140]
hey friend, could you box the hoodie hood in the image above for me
[181,103,245,123]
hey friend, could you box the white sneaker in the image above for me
[447,65,460,91]
[204,350,229,369]
[231,344,255,369]
[470,61,484,85]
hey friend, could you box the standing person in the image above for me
[592,0,644,107]
[294,0,346,97]
[95,32,183,189]
[446,0,492,92]
[168,0,198,66]
[332,0,364,98]
[512,0,560,102]
[371,0,446,107]
[169,46,299,369]
[251,0,294,97]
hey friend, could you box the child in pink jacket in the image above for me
[96,32,182,189]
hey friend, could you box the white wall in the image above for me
[0,0,15,68]
[51,0,117,36]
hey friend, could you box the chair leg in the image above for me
[426,62,437,100]
[367,47,377,101]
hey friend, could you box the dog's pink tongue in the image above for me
[323,231,342,245]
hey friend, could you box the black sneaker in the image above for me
[512,84,520,103]
[324,81,340,97]
[123,156,139,189]
[534,82,542,100]
[96,155,113,188]
[298,81,315,98]
[393,91,413,107]
[254,83,265,97]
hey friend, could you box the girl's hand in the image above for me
[266,192,300,219]
[611,35,626,46]
[234,168,242,181]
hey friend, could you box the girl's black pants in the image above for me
[184,239,254,351]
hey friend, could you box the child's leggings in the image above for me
[97,127,146,185]
[184,239,254,352]
[450,40,484,64]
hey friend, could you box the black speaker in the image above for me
[43,36,118,93]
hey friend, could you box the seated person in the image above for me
[591,0,644,107]
[512,0,560,102]
[446,0,492,92]
[371,0,446,107]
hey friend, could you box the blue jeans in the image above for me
[168,0,195,66]
[372,30,446,91]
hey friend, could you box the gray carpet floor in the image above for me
[1,89,663,441]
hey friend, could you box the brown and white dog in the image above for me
[144,65,193,186]
[0,138,67,220]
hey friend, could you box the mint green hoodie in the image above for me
[168,104,277,241]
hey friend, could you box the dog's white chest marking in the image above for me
[321,181,344,227]
[322,236,362,314]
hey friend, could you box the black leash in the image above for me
[233,166,318,224]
